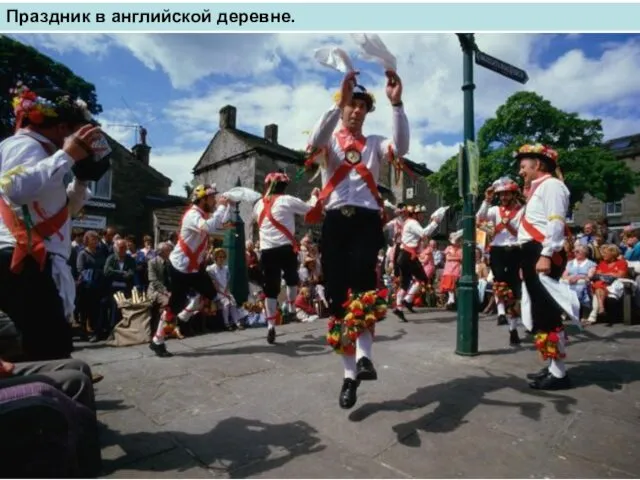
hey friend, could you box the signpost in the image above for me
[454,33,529,357]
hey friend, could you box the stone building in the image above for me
[192,105,400,243]
[72,131,186,242]
[571,134,640,231]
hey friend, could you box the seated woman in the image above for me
[561,244,597,321]
[587,244,629,323]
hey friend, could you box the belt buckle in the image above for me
[340,206,356,217]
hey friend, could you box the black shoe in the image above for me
[509,329,521,346]
[339,378,360,409]
[267,327,276,344]
[149,342,173,358]
[356,357,378,381]
[403,300,416,313]
[497,314,508,326]
[529,372,571,390]
[393,309,408,322]
[526,367,549,380]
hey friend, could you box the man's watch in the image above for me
[392,101,403,107]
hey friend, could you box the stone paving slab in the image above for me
[76,312,640,478]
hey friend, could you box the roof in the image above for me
[403,158,433,176]
[193,127,304,173]
[103,133,172,186]
[143,194,189,209]
[604,133,640,158]
[154,205,188,228]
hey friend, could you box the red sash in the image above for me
[177,206,209,272]
[0,198,69,274]
[521,176,570,265]
[305,129,384,224]
[494,205,520,237]
[401,244,419,260]
[1,135,69,273]
[258,195,299,253]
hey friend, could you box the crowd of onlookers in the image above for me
[378,215,640,325]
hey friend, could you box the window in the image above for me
[605,201,623,217]
[406,187,414,200]
[89,169,112,200]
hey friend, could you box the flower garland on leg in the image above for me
[532,326,570,388]
[494,281,522,345]
[326,288,388,409]
[493,281,513,326]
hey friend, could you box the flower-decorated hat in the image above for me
[10,82,93,132]
[492,176,520,194]
[513,143,559,170]
[191,184,217,203]
[333,84,376,112]
[264,171,290,186]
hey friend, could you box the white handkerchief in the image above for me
[313,47,355,73]
[223,186,262,204]
[351,33,397,71]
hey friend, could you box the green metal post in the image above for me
[455,34,479,356]
[224,177,249,305]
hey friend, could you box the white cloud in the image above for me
[147,148,202,196]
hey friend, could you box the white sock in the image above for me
[508,317,518,331]
[153,310,168,345]
[356,329,373,361]
[405,282,420,303]
[497,302,506,316]
[222,305,230,326]
[447,292,455,304]
[396,289,405,309]
[265,298,278,329]
[549,333,567,378]
[342,355,357,380]
[588,296,598,322]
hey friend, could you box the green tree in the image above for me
[427,91,640,210]
[0,35,103,139]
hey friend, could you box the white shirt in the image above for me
[206,263,230,292]
[384,216,405,243]
[517,175,570,257]
[401,218,439,249]
[169,204,231,273]
[253,194,314,251]
[307,104,410,211]
[476,201,523,247]
[0,130,91,259]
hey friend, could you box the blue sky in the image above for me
[10,33,640,195]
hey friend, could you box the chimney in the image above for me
[264,124,278,144]
[132,143,151,165]
[219,105,237,130]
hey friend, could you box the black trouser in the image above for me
[0,248,72,361]
[260,244,299,299]
[489,245,522,298]
[320,207,385,318]
[397,250,429,291]
[167,263,217,317]
[521,241,567,333]
[392,242,402,276]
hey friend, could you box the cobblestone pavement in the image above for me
[72,311,640,478]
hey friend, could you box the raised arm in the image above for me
[200,203,232,234]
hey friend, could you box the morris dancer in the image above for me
[150,184,231,357]
[476,177,524,345]
[394,205,442,321]
[253,171,315,344]
[0,84,104,361]
[516,144,572,390]
[304,69,409,409]
[384,203,407,277]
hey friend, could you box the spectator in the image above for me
[623,228,640,261]
[103,239,136,337]
[597,218,620,246]
[77,231,107,340]
[561,244,596,320]
[588,244,629,322]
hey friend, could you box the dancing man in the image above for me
[516,144,572,390]
[0,84,107,361]
[384,203,407,277]
[393,205,442,321]
[253,171,315,344]
[304,69,409,409]
[476,177,524,345]
[150,184,231,357]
